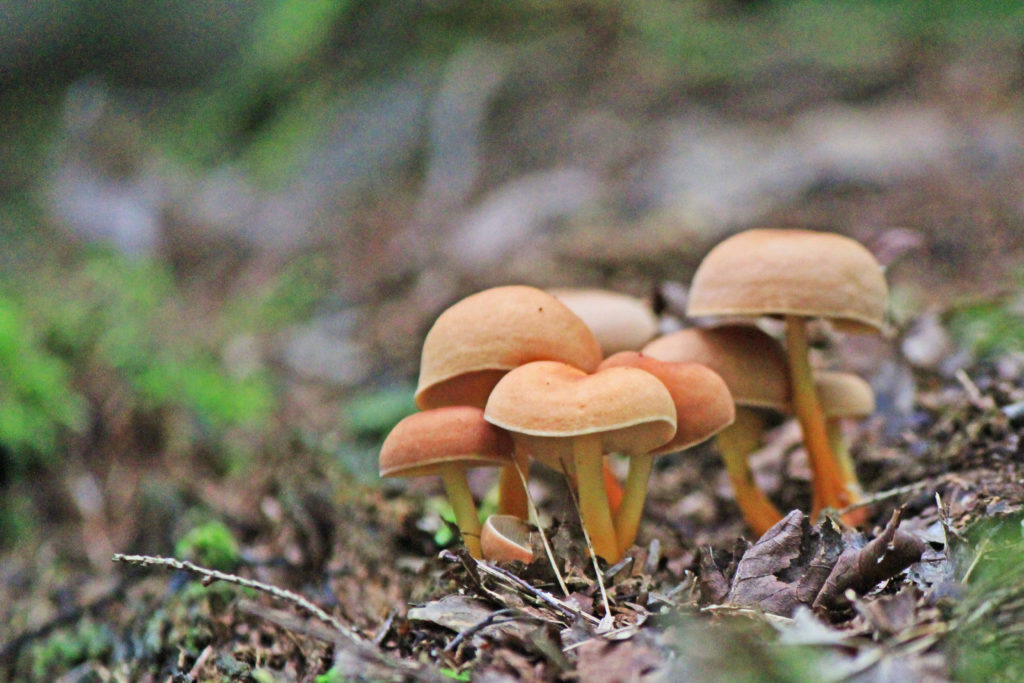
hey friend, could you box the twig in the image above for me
[834,474,959,518]
[112,553,361,644]
[513,456,569,597]
[560,457,612,622]
[474,559,601,626]
[443,608,547,652]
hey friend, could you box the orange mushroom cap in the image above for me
[816,371,875,418]
[480,514,535,564]
[642,325,790,410]
[598,351,734,454]
[379,406,513,478]
[687,229,888,333]
[415,286,603,410]
[483,360,677,473]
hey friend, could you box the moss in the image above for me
[175,520,242,571]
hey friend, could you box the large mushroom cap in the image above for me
[687,229,888,332]
[415,286,603,410]
[598,351,735,454]
[642,325,789,410]
[548,288,659,355]
[815,371,875,418]
[483,360,677,472]
[380,406,513,478]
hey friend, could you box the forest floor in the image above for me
[5,12,1024,682]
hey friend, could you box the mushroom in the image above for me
[415,285,604,519]
[598,352,734,555]
[484,360,676,562]
[547,288,660,355]
[481,514,535,564]
[816,371,876,515]
[379,406,513,559]
[643,325,790,536]
[687,229,887,515]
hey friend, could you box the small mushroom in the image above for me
[481,514,535,564]
[484,360,676,562]
[816,371,876,518]
[687,229,887,515]
[598,352,734,555]
[547,288,660,355]
[643,325,789,536]
[415,285,603,519]
[379,406,513,559]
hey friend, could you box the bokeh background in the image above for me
[4,1,1024,678]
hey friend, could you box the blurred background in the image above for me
[3,0,1024,676]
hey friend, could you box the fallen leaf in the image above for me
[725,511,842,615]
[813,509,925,610]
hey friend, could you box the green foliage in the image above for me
[12,247,275,432]
[26,619,114,680]
[0,295,86,465]
[948,296,1024,359]
[949,515,1024,679]
[316,666,346,683]
[628,0,1024,84]
[175,520,242,571]
[344,385,417,440]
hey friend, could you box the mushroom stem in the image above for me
[604,457,625,516]
[784,316,858,514]
[439,467,484,559]
[612,452,654,557]
[826,419,868,526]
[573,434,620,562]
[497,448,531,520]
[715,407,784,537]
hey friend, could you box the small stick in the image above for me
[834,474,960,518]
[561,457,613,622]
[112,553,362,644]
[474,560,601,626]
[512,457,569,597]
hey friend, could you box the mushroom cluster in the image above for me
[380,229,888,563]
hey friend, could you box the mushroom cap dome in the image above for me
[687,229,887,333]
[416,286,602,410]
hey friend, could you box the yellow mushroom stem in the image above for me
[497,452,625,521]
[572,433,620,563]
[715,407,784,537]
[439,467,484,559]
[612,451,655,557]
[784,316,860,515]
[826,418,869,526]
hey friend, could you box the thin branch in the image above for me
[473,559,601,626]
[513,456,569,597]
[560,456,613,622]
[112,553,361,644]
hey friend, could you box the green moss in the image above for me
[26,619,114,680]
[175,520,242,571]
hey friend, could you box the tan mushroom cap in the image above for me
[598,352,735,454]
[415,286,603,410]
[642,325,789,409]
[483,361,677,472]
[481,514,535,564]
[379,406,512,478]
[687,229,888,333]
[548,288,660,355]
[815,371,875,418]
